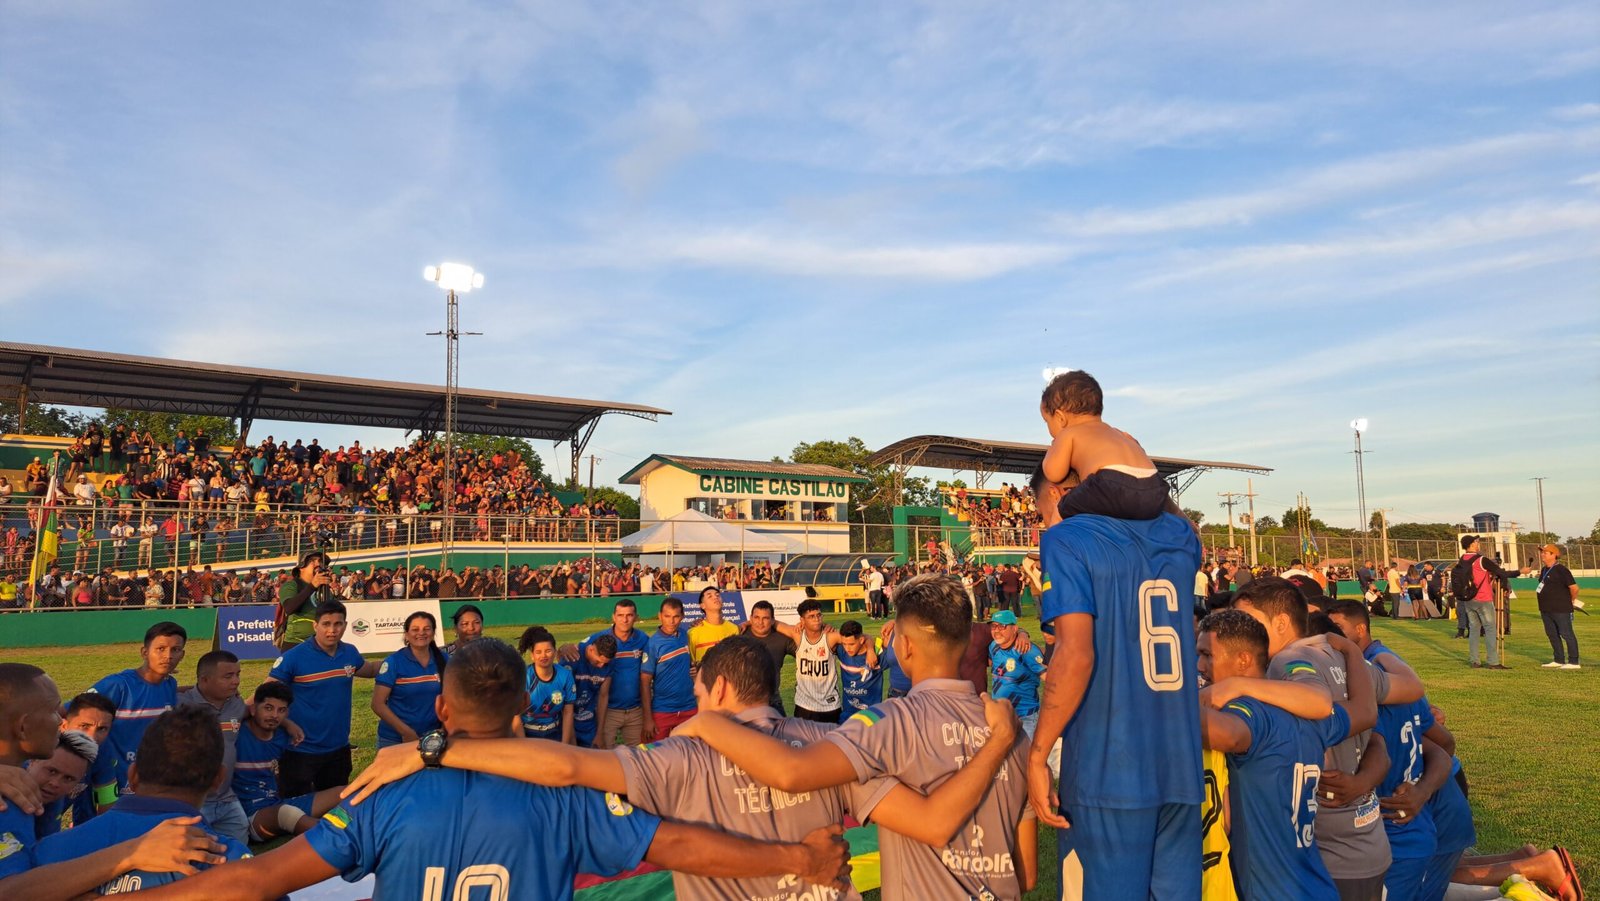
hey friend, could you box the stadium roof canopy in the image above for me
[868,434,1270,498]
[0,342,667,463]
[619,454,868,485]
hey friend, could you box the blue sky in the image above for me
[2,2,1597,536]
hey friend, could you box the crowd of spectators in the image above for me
[942,484,1043,547]
[0,430,634,590]
[2,556,793,611]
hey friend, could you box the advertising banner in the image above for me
[740,589,807,625]
[215,604,279,660]
[341,599,445,656]
[674,590,748,625]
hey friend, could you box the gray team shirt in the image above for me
[177,687,245,806]
[1267,634,1394,879]
[614,706,878,901]
[823,678,1032,901]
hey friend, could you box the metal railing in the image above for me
[6,504,1594,611]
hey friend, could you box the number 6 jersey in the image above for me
[1038,512,1204,809]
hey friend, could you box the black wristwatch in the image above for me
[418,729,448,768]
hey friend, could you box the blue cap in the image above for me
[989,610,1018,626]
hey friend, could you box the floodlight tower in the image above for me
[424,262,485,572]
[1350,418,1369,560]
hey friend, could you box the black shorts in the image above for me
[1059,470,1170,521]
[279,746,352,797]
[792,705,841,724]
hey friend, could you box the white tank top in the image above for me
[793,629,839,711]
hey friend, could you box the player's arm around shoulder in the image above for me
[1205,676,1332,720]
[673,710,857,794]
[1198,692,1256,756]
[343,736,627,805]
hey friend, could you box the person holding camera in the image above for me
[276,551,335,651]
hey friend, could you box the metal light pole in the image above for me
[424,263,485,573]
[1350,418,1369,560]
[1531,477,1547,537]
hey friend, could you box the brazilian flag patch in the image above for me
[1041,574,1053,594]
[322,807,351,830]
[847,706,884,728]
[1284,661,1317,677]
[1224,702,1253,718]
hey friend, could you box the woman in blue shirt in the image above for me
[370,612,445,748]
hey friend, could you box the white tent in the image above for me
[621,508,787,556]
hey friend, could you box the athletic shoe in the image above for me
[1543,661,1565,668]
[1560,663,1581,670]
[1500,874,1558,901]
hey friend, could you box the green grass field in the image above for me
[6,593,1596,897]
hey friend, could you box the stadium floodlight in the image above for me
[1042,366,1074,383]
[423,261,485,571]
[423,262,485,293]
[1350,418,1368,433]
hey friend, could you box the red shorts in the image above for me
[652,708,697,738]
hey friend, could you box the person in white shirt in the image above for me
[73,475,96,505]
[109,520,134,570]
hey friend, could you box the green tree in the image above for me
[1517,530,1560,545]
[451,434,546,481]
[1253,515,1279,530]
[783,437,937,551]
[1590,518,1600,543]
[98,408,238,447]
[1182,508,1206,527]
[0,403,93,437]
[585,486,641,536]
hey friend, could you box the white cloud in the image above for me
[1054,127,1600,237]
[1136,200,1600,287]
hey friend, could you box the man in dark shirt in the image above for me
[1535,544,1580,669]
[745,601,796,713]
[996,565,1023,613]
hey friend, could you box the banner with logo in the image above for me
[669,588,808,625]
[341,599,445,655]
[215,604,280,660]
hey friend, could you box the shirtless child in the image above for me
[1040,370,1180,521]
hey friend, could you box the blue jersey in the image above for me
[567,657,610,745]
[1365,641,1437,861]
[305,769,659,901]
[879,641,911,695]
[836,646,883,721]
[268,641,367,753]
[1224,698,1350,901]
[0,803,36,877]
[88,668,177,789]
[583,629,647,710]
[989,640,1046,717]
[1039,512,1204,808]
[72,747,119,828]
[642,628,695,714]
[1427,758,1475,855]
[373,649,442,745]
[522,665,577,739]
[233,725,293,816]
[34,795,252,895]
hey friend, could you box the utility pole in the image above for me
[1219,491,1241,558]
[1245,478,1259,567]
[586,454,600,500]
[1376,508,1393,568]
[1531,477,1547,537]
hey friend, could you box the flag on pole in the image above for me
[1300,528,1320,564]
[29,459,63,593]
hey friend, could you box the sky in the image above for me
[2,1,1597,537]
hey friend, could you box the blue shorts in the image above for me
[1384,855,1429,901]
[1055,803,1199,900]
[1420,849,1465,901]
